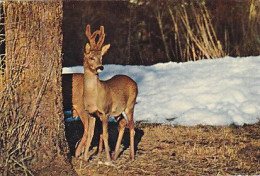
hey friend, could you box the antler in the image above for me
[85,25,105,50]
[96,26,105,49]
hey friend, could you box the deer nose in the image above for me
[96,65,104,73]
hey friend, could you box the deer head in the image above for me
[84,25,110,75]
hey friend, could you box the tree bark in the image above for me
[0,1,76,175]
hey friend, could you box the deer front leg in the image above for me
[102,116,112,163]
[83,115,96,161]
[74,106,89,158]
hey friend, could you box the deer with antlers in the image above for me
[72,25,138,164]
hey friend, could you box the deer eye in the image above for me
[90,57,95,60]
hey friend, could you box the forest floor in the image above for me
[66,121,260,175]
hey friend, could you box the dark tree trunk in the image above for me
[0,2,76,175]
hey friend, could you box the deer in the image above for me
[72,24,138,164]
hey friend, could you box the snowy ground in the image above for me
[62,56,260,126]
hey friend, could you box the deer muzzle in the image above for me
[96,66,104,73]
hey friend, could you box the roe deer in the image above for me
[73,25,138,163]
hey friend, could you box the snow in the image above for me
[62,56,260,126]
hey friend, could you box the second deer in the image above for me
[72,25,138,164]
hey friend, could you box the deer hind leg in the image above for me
[113,115,127,160]
[83,115,96,161]
[125,107,135,161]
[98,133,103,155]
[74,106,89,158]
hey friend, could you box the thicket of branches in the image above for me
[63,0,260,66]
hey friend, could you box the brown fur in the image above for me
[72,73,93,159]
[72,74,83,118]
[72,25,138,163]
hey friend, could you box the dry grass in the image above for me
[72,123,260,175]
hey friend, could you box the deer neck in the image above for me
[83,68,100,93]
[83,67,102,113]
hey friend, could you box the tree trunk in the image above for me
[0,2,76,175]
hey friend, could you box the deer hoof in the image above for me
[97,160,114,166]
[104,161,114,166]
[75,151,81,158]
[129,156,135,161]
[112,154,117,160]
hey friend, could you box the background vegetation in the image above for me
[62,0,260,66]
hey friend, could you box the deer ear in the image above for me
[101,44,110,56]
[85,43,91,53]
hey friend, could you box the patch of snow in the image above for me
[62,56,260,126]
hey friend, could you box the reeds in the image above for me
[242,0,260,55]
[168,1,226,61]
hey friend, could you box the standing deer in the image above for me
[72,25,138,164]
